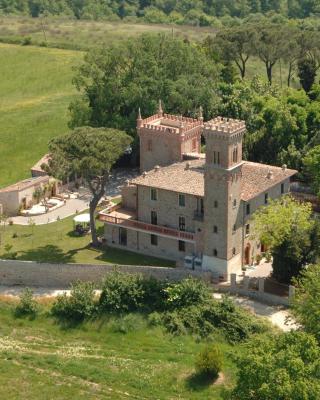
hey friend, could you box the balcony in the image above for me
[99,208,195,242]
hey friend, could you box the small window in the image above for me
[232,247,236,256]
[179,194,186,207]
[233,199,237,208]
[213,225,218,234]
[214,200,218,208]
[151,234,158,246]
[213,151,221,165]
[213,249,218,257]
[151,211,157,225]
[245,224,250,236]
[264,193,269,204]
[281,183,285,194]
[147,140,152,151]
[246,203,250,215]
[178,240,186,252]
[179,216,186,231]
[150,188,157,201]
[233,224,236,233]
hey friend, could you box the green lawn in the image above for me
[0,43,82,188]
[0,301,237,399]
[0,215,174,267]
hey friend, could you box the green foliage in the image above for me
[253,196,319,283]
[303,145,320,195]
[162,296,268,342]
[231,331,320,400]
[195,345,223,380]
[292,264,320,342]
[99,271,145,313]
[164,278,211,310]
[14,288,38,318]
[70,34,221,133]
[109,313,146,334]
[298,57,318,94]
[51,281,96,322]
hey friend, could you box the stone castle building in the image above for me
[100,103,297,279]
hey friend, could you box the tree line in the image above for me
[0,0,320,23]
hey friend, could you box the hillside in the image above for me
[0,43,81,188]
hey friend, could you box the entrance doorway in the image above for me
[244,243,251,265]
[119,228,127,246]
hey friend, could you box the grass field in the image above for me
[0,43,81,188]
[0,215,174,267]
[0,300,237,399]
[0,17,293,189]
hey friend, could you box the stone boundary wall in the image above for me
[0,259,212,288]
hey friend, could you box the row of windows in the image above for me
[151,189,186,207]
[151,234,185,252]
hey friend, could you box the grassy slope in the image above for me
[0,43,81,188]
[0,301,237,399]
[0,216,174,266]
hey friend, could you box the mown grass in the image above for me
[0,43,81,188]
[0,215,174,267]
[0,301,237,399]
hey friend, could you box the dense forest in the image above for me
[1,0,320,24]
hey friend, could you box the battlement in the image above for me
[204,117,246,135]
[139,113,202,135]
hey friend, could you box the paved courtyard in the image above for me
[10,168,139,226]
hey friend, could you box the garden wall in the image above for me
[0,259,211,288]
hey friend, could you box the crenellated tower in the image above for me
[202,117,246,276]
[137,101,203,172]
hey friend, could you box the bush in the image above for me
[51,281,96,322]
[164,278,211,310]
[195,345,223,379]
[109,314,145,334]
[99,271,145,313]
[14,288,38,318]
[21,36,32,46]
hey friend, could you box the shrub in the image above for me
[195,345,223,379]
[161,310,187,336]
[164,278,211,310]
[141,276,167,312]
[147,311,162,327]
[14,288,38,318]
[21,36,32,46]
[109,314,145,334]
[51,281,96,322]
[99,271,145,313]
[12,232,18,238]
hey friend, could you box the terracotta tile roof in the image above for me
[131,160,205,196]
[130,160,297,200]
[31,153,50,173]
[0,175,49,193]
[241,161,297,201]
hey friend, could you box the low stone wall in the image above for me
[0,259,211,288]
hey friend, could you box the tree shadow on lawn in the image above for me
[186,372,218,391]
[17,244,79,263]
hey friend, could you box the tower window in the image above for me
[150,234,158,246]
[213,249,218,257]
[233,199,237,208]
[179,216,186,231]
[178,240,186,252]
[233,224,236,233]
[246,203,250,215]
[245,224,250,236]
[214,200,218,208]
[150,188,157,201]
[232,247,236,256]
[179,194,186,207]
[147,140,152,151]
[232,147,238,163]
[281,183,285,194]
[213,151,220,165]
[213,225,218,234]
[264,193,269,204]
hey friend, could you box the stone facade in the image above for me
[101,108,297,280]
